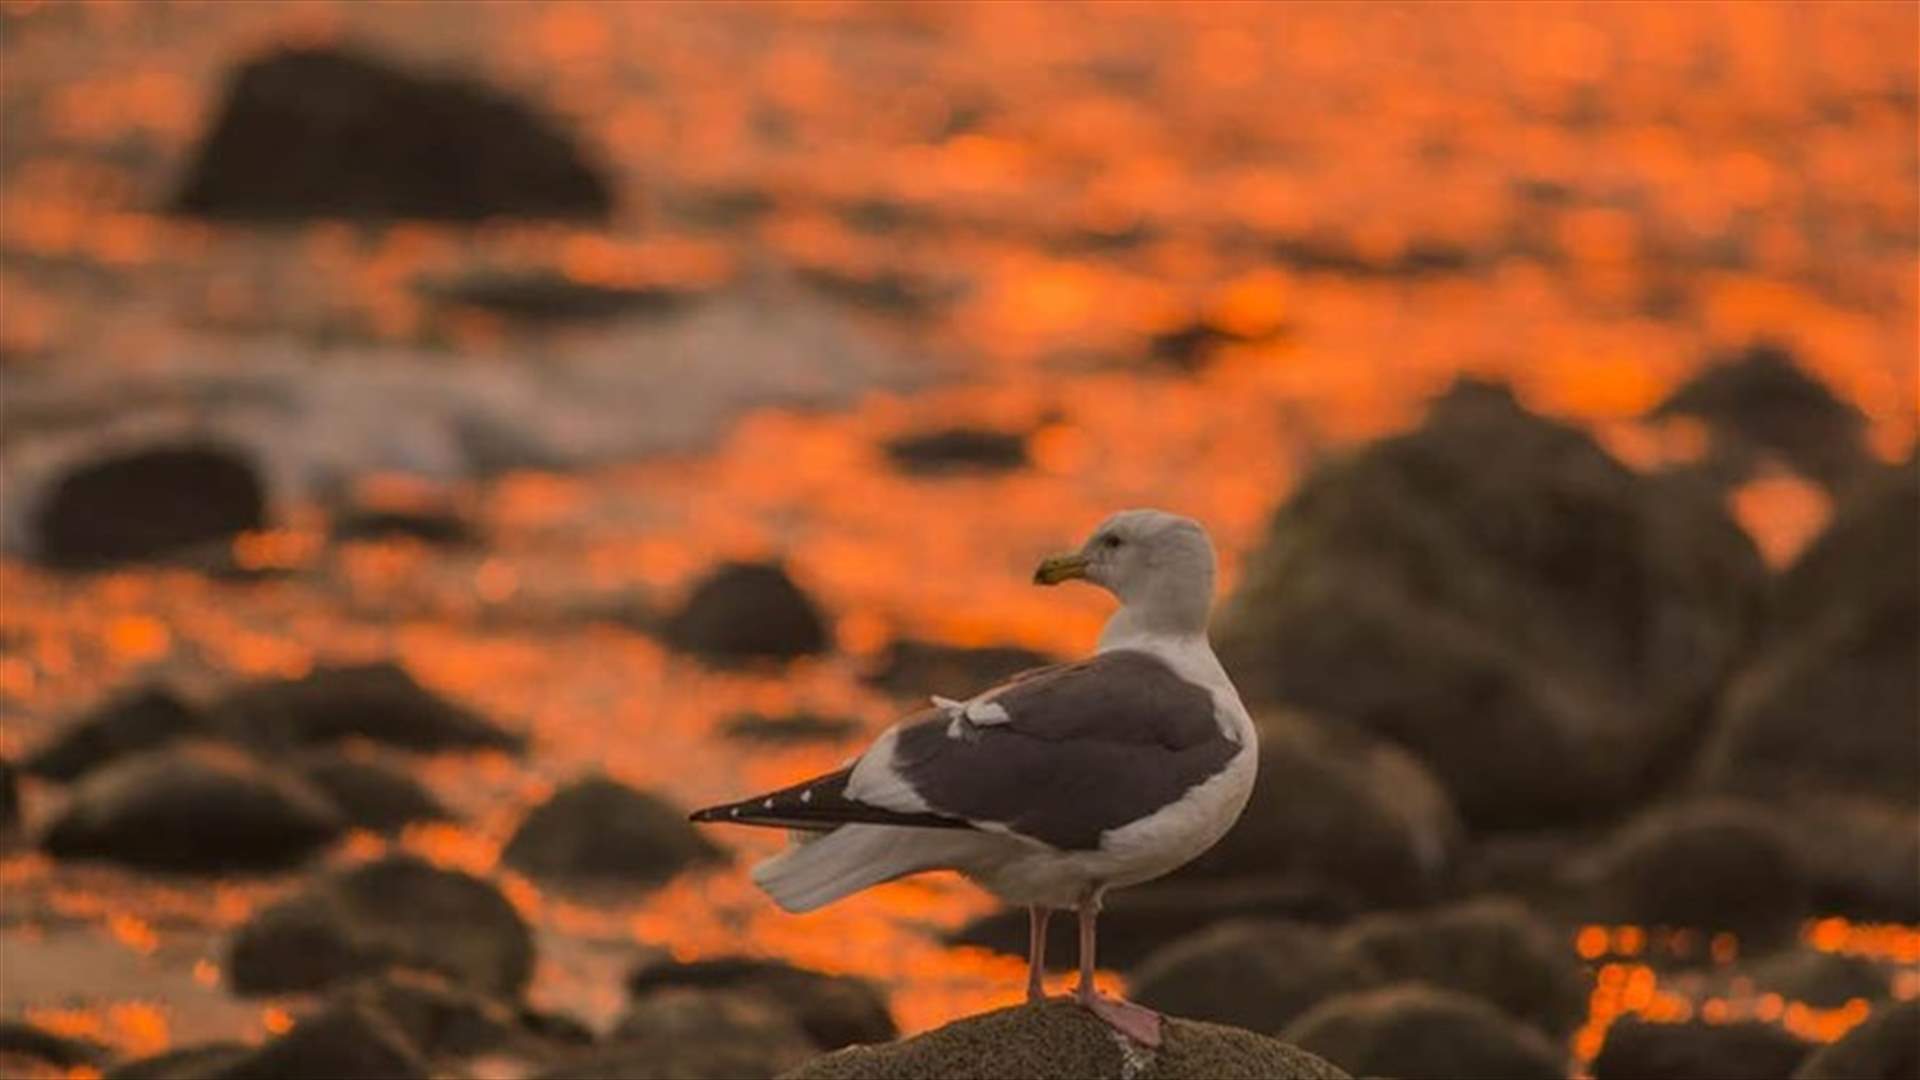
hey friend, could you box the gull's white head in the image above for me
[1033,509,1217,636]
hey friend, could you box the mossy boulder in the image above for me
[503,775,723,887]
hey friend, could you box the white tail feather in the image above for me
[751,824,987,913]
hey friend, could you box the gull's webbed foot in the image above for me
[1078,991,1164,1047]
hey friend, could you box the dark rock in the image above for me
[1280,984,1565,1080]
[503,775,723,887]
[1335,897,1587,1038]
[26,685,211,781]
[1592,1017,1812,1080]
[213,662,525,754]
[1779,796,1920,921]
[331,969,575,1066]
[419,269,693,324]
[0,1020,110,1069]
[40,742,342,872]
[1745,947,1892,1008]
[797,264,954,317]
[1131,920,1369,1035]
[330,508,477,547]
[663,562,830,662]
[32,442,267,569]
[293,753,450,834]
[106,1042,251,1080]
[949,876,1356,973]
[1173,710,1461,907]
[1650,343,1870,491]
[1697,460,1918,807]
[863,640,1057,700]
[0,757,16,833]
[720,711,863,745]
[540,987,817,1080]
[1566,800,1812,946]
[1217,378,1766,827]
[227,854,533,998]
[172,46,612,221]
[787,1001,1350,1079]
[884,429,1029,475]
[1794,998,1920,1079]
[1149,321,1241,371]
[209,999,428,1080]
[626,957,896,1049]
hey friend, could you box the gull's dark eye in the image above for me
[1101,534,1123,549]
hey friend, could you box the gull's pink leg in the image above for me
[1026,906,1051,1003]
[1073,887,1163,1047]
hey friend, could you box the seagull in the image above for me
[690,509,1258,1046]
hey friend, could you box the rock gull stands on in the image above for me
[691,510,1258,1046]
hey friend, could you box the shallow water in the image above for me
[0,1,1915,1073]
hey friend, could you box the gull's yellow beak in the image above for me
[1032,552,1090,586]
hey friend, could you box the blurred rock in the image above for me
[863,640,1058,699]
[106,1043,251,1080]
[331,969,584,1068]
[949,876,1355,973]
[419,269,695,324]
[720,711,862,745]
[30,442,266,569]
[1650,343,1870,492]
[292,753,450,834]
[1744,947,1891,1008]
[40,742,342,872]
[172,47,611,221]
[787,1001,1350,1079]
[26,685,211,781]
[503,775,723,887]
[1216,379,1765,827]
[1794,998,1919,1080]
[0,757,16,833]
[0,1020,110,1070]
[330,507,478,547]
[1592,1017,1812,1080]
[627,956,897,1049]
[663,562,830,662]
[208,999,428,1080]
[1335,897,1587,1038]
[1131,920,1369,1035]
[228,854,533,998]
[1778,796,1920,921]
[1280,984,1564,1080]
[540,987,817,1080]
[883,428,1030,475]
[1565,800,1812,946]
[1697,459,1918,807]
[1174,710,1461,907]
[797,264,956,317]
[214,662,525,754]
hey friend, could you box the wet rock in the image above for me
[1566,800,1812,946]
[540,987,817,1080]
[1217,379,1766,827]
[1174,710,1462,907]
[213,662,525,754]
[208,999,429,1080]
[1650,343,1870,492]
[293,753,450,834]
[0,1020,110,1069]
[40,742,342,872]
[419,269,693,324]
[1794,998,1919,1080]
[883,428,1029,475]
[1697,460,1918,807]
[787,1000,1350,1079]
[863,640,1058,700]
[172,46,612,222]
[949,876,1356,973]
[663,562,830,662]
[1592,1017,1812,1080]
[1335,897,1587,1038]
[1280,984,1564,1080]
[228,854,533,998]
[627,957,897,1049]
[1131,920,1370,1034]
[31,442,267,569]
[26,685,211,781]
[720,711,863,745]
[330,507,478,547]
[106,1043,251,1080]
[503,775,723,887]
[1744,947,1891,1008]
